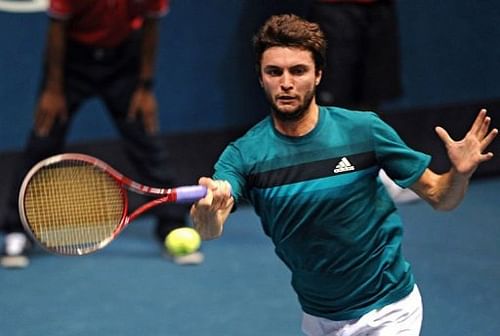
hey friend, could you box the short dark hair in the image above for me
[252,14,326,73]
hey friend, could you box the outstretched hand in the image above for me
[435,109,498,178]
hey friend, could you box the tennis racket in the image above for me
[18,153,207,256]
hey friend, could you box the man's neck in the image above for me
[273,103,319,137]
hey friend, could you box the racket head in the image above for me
[18,154,127,256]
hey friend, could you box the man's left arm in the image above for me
[411,109,498,211]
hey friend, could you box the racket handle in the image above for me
[175,185,208,203]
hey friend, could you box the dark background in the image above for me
[0,1,499,149]
[0,1,499,192]
[1,0,499,221]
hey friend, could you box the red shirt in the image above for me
[49,0,169,48]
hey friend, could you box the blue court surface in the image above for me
[1,177,499,336]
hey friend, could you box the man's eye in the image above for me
[265,68,282,76]
[291,67,306,75]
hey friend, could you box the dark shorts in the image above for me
[62,32,142,117]
[308,1,402,108]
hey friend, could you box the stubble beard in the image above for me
[268,88,316,123]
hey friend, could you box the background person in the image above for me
[0,0,202,268]
[307,0,420,202]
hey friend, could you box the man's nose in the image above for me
[280,72,294,90]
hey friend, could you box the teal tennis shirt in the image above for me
[213,106,431,320]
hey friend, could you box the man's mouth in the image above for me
[276,95,297,103]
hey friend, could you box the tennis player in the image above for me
[190,14,497,335]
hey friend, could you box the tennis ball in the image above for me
[164,228,201,256]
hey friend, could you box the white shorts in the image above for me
[301,285,423,336]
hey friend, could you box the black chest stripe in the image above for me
[247,151,376,188]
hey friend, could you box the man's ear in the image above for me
[315,70,322,86]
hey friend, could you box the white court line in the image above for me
[0,0,47,13]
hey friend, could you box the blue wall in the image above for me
[393,1,500,109]
[1,0,500,151]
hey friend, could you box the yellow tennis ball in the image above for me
[165,228,201,256]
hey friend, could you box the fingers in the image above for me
[144,110,159,134]
[481,127,499,152]
[434,126,452,145]
[475,109,493,139]
[211,180,233,210]
[478,115,491,139]
[127,91,158,134]
[36,122,52,137]
[127,107,158,134]
[479,152,495,164]
[34,107,48,136]
[196,177,233,212]
[127,104,138,121]
[437,108,497,146]
[474,108,498,151]
[127,92,141,121]
[469,108,488,135]
[34,106,67,137]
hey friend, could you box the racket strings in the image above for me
[23,161,124,254]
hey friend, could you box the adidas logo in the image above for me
[333,157,355,174]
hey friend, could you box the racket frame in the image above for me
[18,153,206,255]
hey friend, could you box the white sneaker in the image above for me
[1,232,31,269]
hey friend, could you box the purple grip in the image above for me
[175,185,208,203]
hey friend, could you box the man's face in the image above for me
[259,47,321,122]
